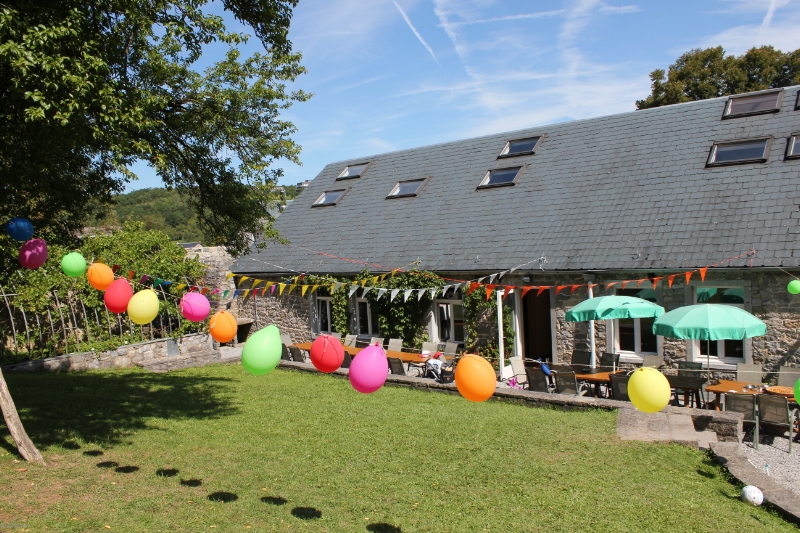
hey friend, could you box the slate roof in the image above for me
[233,87,800,275]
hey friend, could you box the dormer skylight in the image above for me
[786,133,800,160]
[337,163,370,180]
[723,90,782,119]
[706,138,771,166]
[386,178,429,199]
[498,136,541,158]
[312,189,347,207]
[478,166,522,189]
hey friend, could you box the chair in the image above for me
[509,356,527,385]
[756,394,799,453]
[288,346,305,363]
[724,393,758,448]
[388,357,407,376]
[554,371,587,396]
[777,365,800,387]
[341,351,353,369]
[343,334,358,347]
[387,338,403,352]
[280,333,292,346]
[571,351,591,366]
[421,342,439,355]
[443,342,459,356]
[330,332,342,340]
[524,367,551,393]
[678,361,704,376]
[369,337,384,347]
[641,355,664,368]
[609,373,631,401]
[736,363,762,385]
[280,344,291,361]
[599,353,620,371]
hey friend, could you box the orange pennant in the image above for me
[537,286,551,296]
[685,271,693,284]
[699,267,707,281]
[636,279,645,288]
[570,285,581,294]
[668,274,677,288]
[621,280,631,290]
[502,286,515,300]
[652,277,661,289]
[485,285,496,301]
[521,286,535,299]
[466,282,480,296]
[555,285,568,295]
[605,282,617,291]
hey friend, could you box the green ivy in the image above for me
[291,274,349,334]
[463,286,515,363]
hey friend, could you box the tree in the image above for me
[0,0,309,255]
[636,46,800,109]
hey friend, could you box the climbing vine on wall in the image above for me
[463,287,515,363]
[292,274,349,334]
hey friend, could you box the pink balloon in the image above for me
[179,292,211,322]
[349,343,388,394]
[18,238,48,269]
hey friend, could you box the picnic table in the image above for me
[705,379,796,410]
[549,365,624,398]
[291,342,449,366]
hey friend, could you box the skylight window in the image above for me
[386,178,428,198]
[312,189,347,207]
[786,133,800,160]
[498,136,541,158]
[706,138,770,167]
[478,167,522,188]
[723,90,782,118]
[337,163,370,180]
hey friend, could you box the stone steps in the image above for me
[617,408,718,449]
[136,348,241,373]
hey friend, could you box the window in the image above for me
[478,166,522,189]
[693,287,745,363]
[436,301,464,343]
[312,189,347,207]
[614,288,658,356]
[706,138,770,167]
[337,163,369,180]
[723,90,782,118]
[386,177,428,198]
[498,136,541,158]
[317,297,334,334]
[356,298,379,335]
[786,133,800,160]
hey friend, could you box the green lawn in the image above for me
[0,365,793,532]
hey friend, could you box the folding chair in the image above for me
[388,357,407,376]
[554,371,587,396]
[387,338,403,352]
[525,367,551,393]
[369,337,384,347]
[343,334,358,347]
[288,346,305,363]
[725,393,758,448]
[757,394,799,453]
[736,363,762,385]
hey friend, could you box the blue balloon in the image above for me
[6,218,33,242]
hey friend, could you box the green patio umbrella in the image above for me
[565,295,665,322]
[652,303,767,373]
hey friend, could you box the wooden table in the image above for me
[292,342,444,366]
[705,379,795,410]
[549,365,624,397]
[665,375,708,409]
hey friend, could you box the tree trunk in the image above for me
[0,368,45,466]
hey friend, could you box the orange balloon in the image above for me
[87,263,115,291]
[209,310,237,343]
[455,354,496,402]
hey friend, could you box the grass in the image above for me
[0,364,794,532]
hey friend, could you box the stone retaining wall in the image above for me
[2,333,215,372]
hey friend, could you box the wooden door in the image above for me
[522,289,553,362]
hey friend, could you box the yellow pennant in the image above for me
[372,276,380,284]
[239,276,249,283]
[391,270,398,277]
[380,274,388,281]
[176,283,186,290]
[360,279,368,288]
[288,284,297,294]
[242,289,250,298]
[225,272,235,280]
[330,282,336,292]
[251,280,262,289]
[301,285,309,296]
[264,281,274,288]
[279,283,286,295]
[311,285,319,293]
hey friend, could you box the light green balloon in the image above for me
[61,252,87,277]
[788,280,800,295]
[241,324,282,376]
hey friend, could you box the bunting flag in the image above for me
[380,274,388,281]
[684,272,692,284]
[333,282,344,293]
[555,285,568,295]
[128,270,135,280]
[372,276,380,284]
[223,290,230,298]
[226,272,235,280]
[348,285,359,297]
[403,289,413,302]
[278,283,286,295]
[175,283,185,290]
[261,287,267,296]
[288,284,297,294]
[441,285,451,297]
[311,285,319,294]
[668,274,677,288]
[466,282,480,296]
[652,277,661,289]
[699,267,707,281]
[201,287,209,295]
[270,284,277,294]
[363,287,373,297]
[485,285,496,301]
[430,287,438,299]
[112,264,120,273]
[390,289,400,301]
[606,282,617,291]
[417,289,426,301]
[265,281,275,289]
[454,282,463,292]
[636,279,645,288]
[153,278,163,287]
[488,274,497,284]
[621,280,630,290]
[301,285,309,296]
[521,286,534,299]
[233,290,240,297]
[240,276,249,283]
[243,290,250,298]
[570,285,581,294]
[139,275,150,285]
[502,286,514,300]
[477,276,486,284]
[251,280,262,289]
[377,288,387,300]
[391,270,398,277]
[537,286,551,296]
[360,279,368,288]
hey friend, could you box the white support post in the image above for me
[514,289,523,359]
[497,289,505,376]
[588,284,597,368]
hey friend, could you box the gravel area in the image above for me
[741,432,800,498]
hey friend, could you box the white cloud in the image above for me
[599,5,641,14]
[697,0,800,54]
[392,0,439,63]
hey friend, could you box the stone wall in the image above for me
[3,333,214,372]
[230,278,313,344]
[183,244,237,311]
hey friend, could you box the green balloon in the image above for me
[61,252,87,277]
[241,324,282,376]
[795,378,800,405]
[789,280,800,295]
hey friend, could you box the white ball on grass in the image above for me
[740,485,763,506]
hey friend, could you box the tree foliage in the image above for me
[462,287,514,362]
[636,46,800,109]
[0,0,309,254]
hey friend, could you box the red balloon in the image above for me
[309,334,345,373]
[104,278,133,314]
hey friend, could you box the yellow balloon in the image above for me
[628,367,671,414]
[127,289,159,325]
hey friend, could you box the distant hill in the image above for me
[99,186,303,243]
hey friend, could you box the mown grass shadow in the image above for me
[0,370,237,448]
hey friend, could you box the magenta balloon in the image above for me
[348,343,388,394]
[18,238,48,269]
[179,292,211,322]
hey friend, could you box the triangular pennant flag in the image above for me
[521,286,535,299]
[502,286,514,300]
[278,283,286,295]
[477,277,487,284]
[537,286,551,296]
[240,276,249,283]
[265,281,274,288]
[270,284,277,294]
[417,289,426,301]
[621,280,631,289]
[349,285,359,297]
[403,289,413,302]
[251,280,262,289]
[485,285,496,301]
[390,289,400,301]
[651,277,660,289]
[453,282,463,292]
[684,272,692,284]
[391,270,398,277]
[467,282,480,296]
[380,274,388,281]
[233,290,239,297]
[668,274,677,288]
[441,285,451,297]
[637,279,645,288]
[139,275,150,285]
[372,276,380,284]
[377,288,387,300]
[261,287,267,296]
[311,285,319,293]
[225,273,235,280]
[127,270,135,280]
[288,284,297,294]
[605,282,617,291]
[223,290,229,298]
[430,287,437,299]
[488,274,497,284]
[360,279,368,288]
[555,285,568,295]
[570,285,581,294]
[242,289,250,298]
[162,281,173,287]
[699,267,707,282]
[152,278,163,287]
[363,287,373,297]
[201,287,209,295]
[333,282,343,293]
[301,285,309,296]
[111,264,120,273]
[176,283,186,290]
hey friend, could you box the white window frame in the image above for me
[706,137,771,167]
[785,132,800,160]
[722,89,783,119]
[498,136,542,158]
[689,286,747,369]
[477,166,523,189]
[434,299,465,343]
[355,298,379,336]
[336,162,371,180]
[316,297,333,334]
[610,287,660,364]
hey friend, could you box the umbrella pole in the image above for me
[706,339,711,379]
[588,285,596,368]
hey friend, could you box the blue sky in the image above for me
[126,0,800,191]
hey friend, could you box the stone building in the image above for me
[230,86,800,376]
